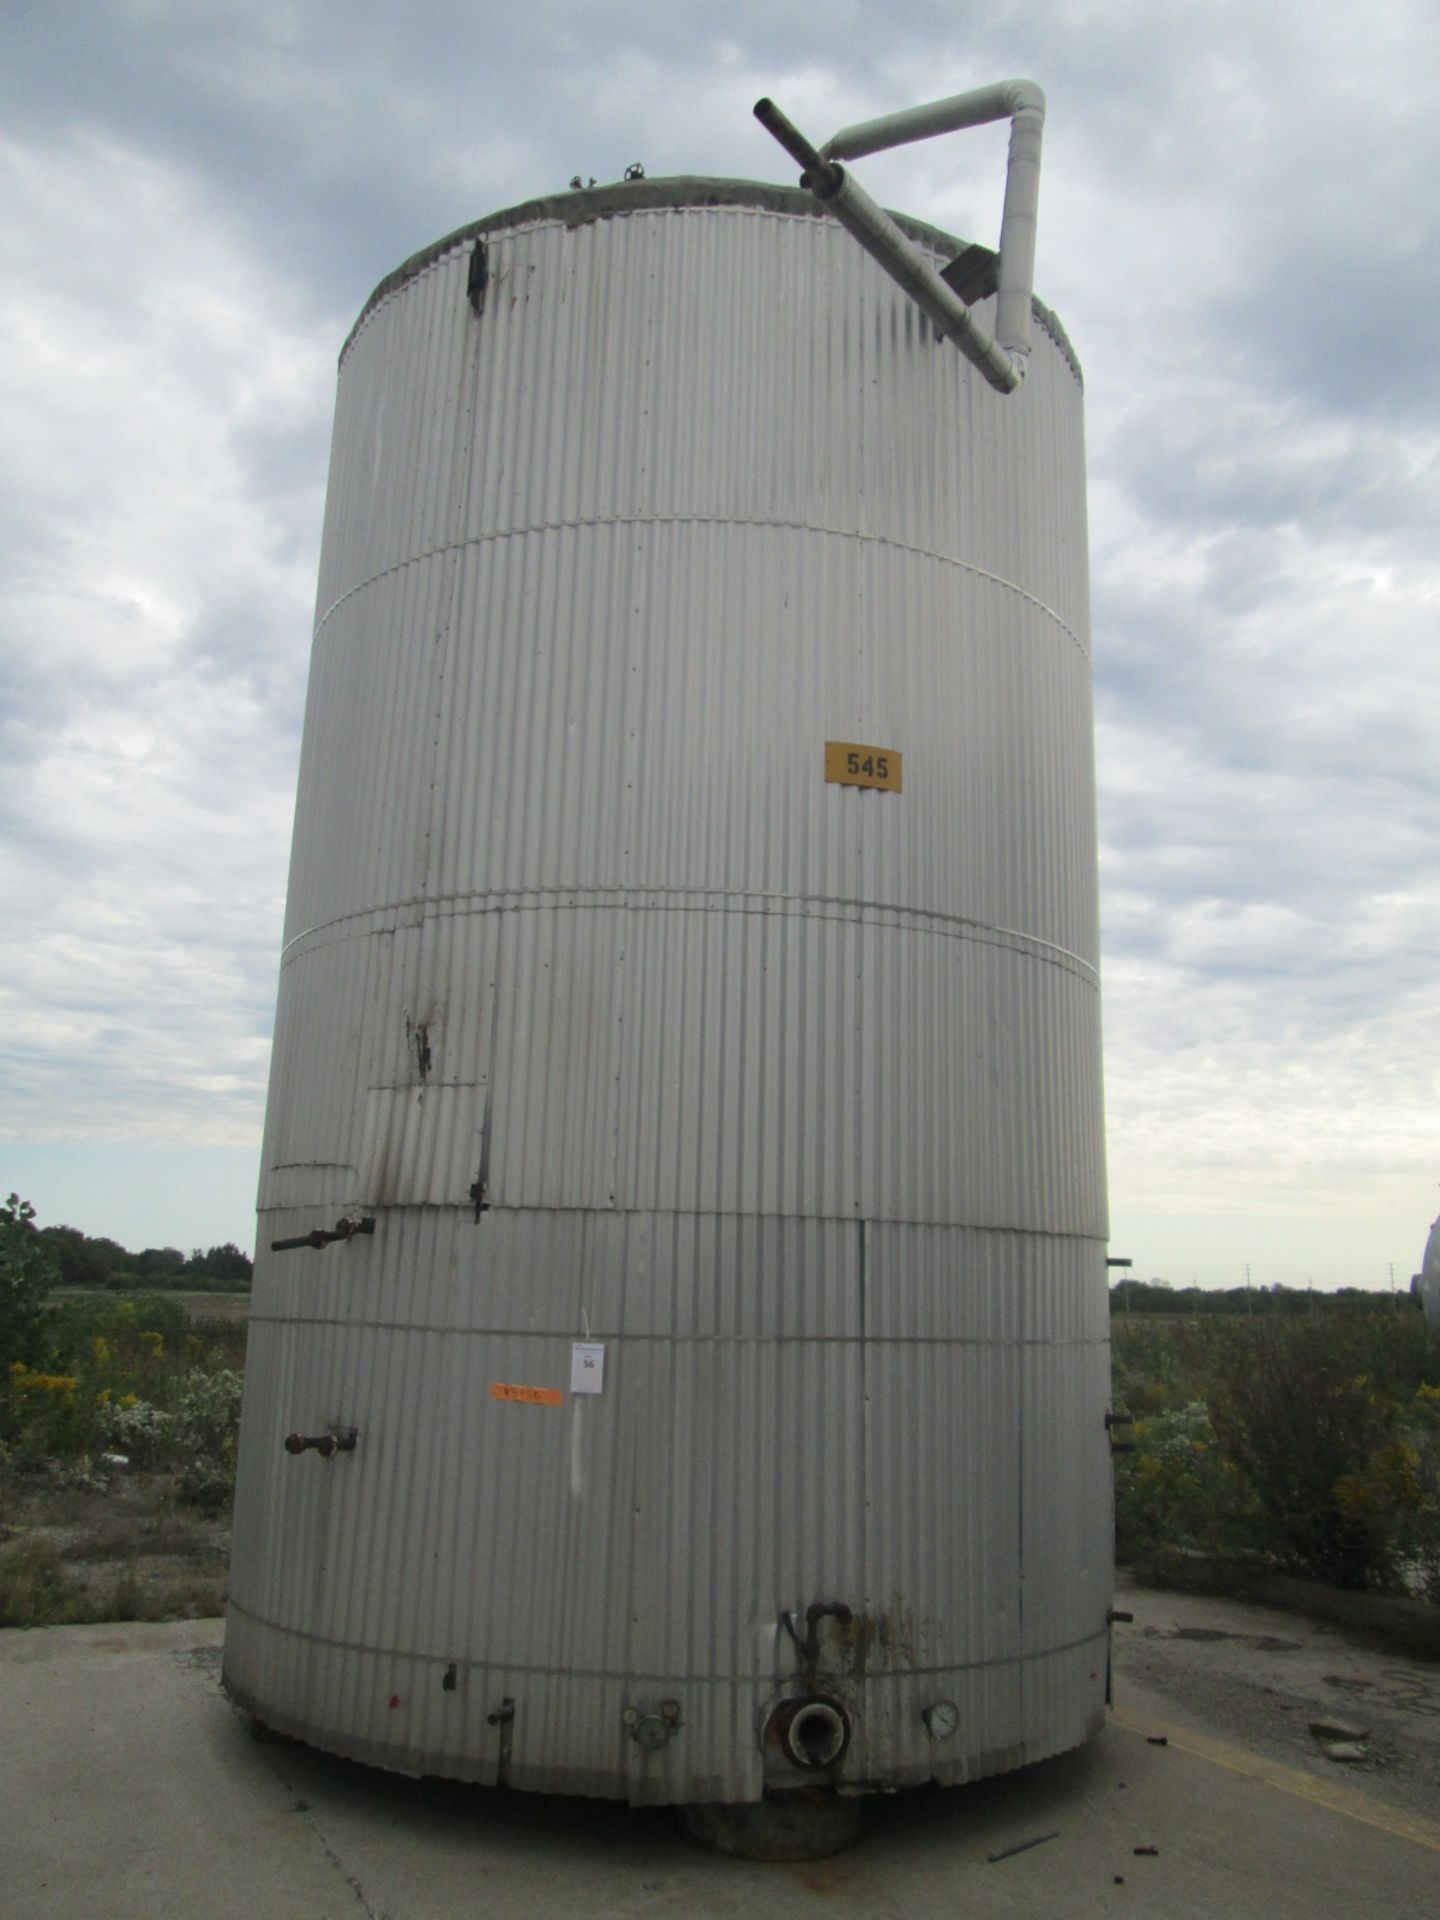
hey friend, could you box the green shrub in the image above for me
[1211,1319,1421,1589]
[1113,1312,1440,1597]
[1114,1400,1251,1564]
[173,1369,244,1513]
[102,1398,175,1468]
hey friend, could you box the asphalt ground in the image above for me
[2,1580,1437,1919]
[1112,1577,1440,1827]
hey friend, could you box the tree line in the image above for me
[1111,1277,1417,1316]
[14,1209,252,1293]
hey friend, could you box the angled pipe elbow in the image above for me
[1003,79,1046,120]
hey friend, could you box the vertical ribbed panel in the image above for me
[227,180,1111,1806]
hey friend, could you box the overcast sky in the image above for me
[2,1,1436,1286]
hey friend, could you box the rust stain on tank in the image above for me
[826,1597,916,1677]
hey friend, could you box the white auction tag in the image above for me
[570,1341,605,1394]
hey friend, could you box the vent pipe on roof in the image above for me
[754,81,1046,395]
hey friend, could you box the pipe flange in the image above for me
[766,1694,852,1771]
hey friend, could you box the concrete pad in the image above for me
[2,1616,1438,1918]
[0,1622,343,1919]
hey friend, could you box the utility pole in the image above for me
[1246,1262,1252,1314]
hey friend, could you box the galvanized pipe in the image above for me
[829,170,1021,391]
[823,82,1045,366]
[994,94,1044,361]
[753,97,841,196]
[755,87,1044,392]
[821,79,1044,163]
[754,96,1019,393]
[819,165,1021,392]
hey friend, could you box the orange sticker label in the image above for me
[490,1382,563,1407]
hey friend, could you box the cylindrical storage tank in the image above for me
[225,176,1111,1813]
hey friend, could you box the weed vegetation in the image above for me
[1113,1308,1440,1599]
[2,1195,245,1627]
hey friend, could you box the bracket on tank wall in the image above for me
[487,1697,515,1786]
[468,1082,494,1221]
[467,241,488,315]
[753,80,1045,394]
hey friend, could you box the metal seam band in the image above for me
[245,1316,1110,1343]
[280,884,1099,981]
[310,514,1089,661]
[226,1594,1109,1681]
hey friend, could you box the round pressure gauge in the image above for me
[923,1699,960,1740]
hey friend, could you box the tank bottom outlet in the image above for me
[678,1790,864,1862]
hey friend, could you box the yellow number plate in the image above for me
[825,742,902,792]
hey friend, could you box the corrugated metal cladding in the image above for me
[225,178,1112,1807]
